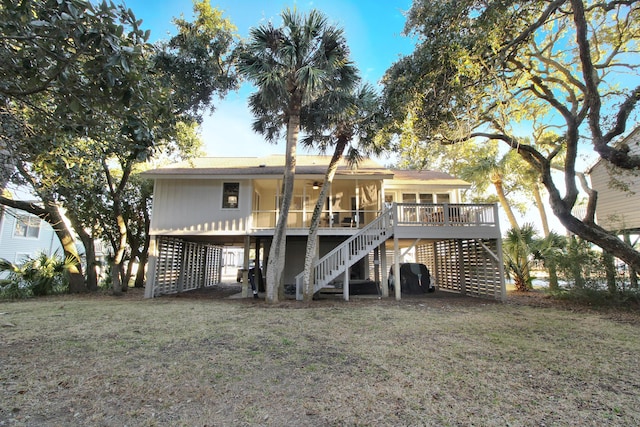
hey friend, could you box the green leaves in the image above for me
[239,8,359,134]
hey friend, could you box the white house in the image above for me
[143,155,505,300]
[588,126,640,233]
[0,205,64,274]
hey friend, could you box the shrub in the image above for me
[0,252,75,299]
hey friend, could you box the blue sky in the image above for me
[121,0,415,159]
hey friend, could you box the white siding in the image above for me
[150,179,253,235]
[0,207,62,265]
[590,129,640,231]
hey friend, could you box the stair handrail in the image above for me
[295,207,394,300]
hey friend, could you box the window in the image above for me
[292,195,309,210]
[436,193,450,203]
[222,183,240,209]
[14,213,41,238]
[402,193,417,203]
[419,193,433,204]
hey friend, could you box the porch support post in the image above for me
[394,234,401,301]
[458,239,467,295]
[432,241,439,289]
[380,240,389,297]
[144,236,158,298]
[355,178,359,227]
[373,247,380,295]
[493,203,507,301]
[343,268,350,301]
[242,235,250,298]
[255,238,262,292]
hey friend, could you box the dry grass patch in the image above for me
[1,288,639,426]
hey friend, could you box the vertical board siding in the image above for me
[153,236,223,296]
[589,128,640,231]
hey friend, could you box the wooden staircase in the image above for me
[295,209,394,300]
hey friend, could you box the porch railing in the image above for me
[251,209,381,229]
[395,203,496,227]
[252,203,497,230]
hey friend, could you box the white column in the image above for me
[343,268,350,301]
[394,235,401,301]
[381,241,389,297]
[144,236,158,298]
[494,203,507,302]
[242,235,250,298]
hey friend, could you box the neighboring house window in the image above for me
[14,213,41,239]
[222,182,240,209]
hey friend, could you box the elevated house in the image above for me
[143,155,506,300]
[588,126,640,234]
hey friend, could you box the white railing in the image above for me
[395,203,496,227]
[251,209,381,229]
[295,209,393,300]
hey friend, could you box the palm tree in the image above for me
[238,9,358,302]
[299,84,382,301]
[531,231,566,291]
[459,144,522,232]
[503,224,537,291]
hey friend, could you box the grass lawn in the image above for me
[1,287,639,426]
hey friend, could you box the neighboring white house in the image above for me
[143,155,505,300]
[0,205,64,275]
[588,126,640,233]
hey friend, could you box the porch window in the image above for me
[14,213,41,238]
[222,182,240,209]
[436,193,450,203]
[419,193,433,204]
[402,193,417,203]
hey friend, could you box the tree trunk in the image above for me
[66,210,99,291]
[533,182,550,237]
[111,212,128,296]
[266,112,300,303]
[492,178,520,231]
[134,250,148,288]
[125,254,135,290]
[549,196,640,273]
[78,230,99,291]
[547,261,560,291]
[135,194,152,289]
[603,251,617,295]
[532,183,559,289]
[302,138,347,301]
[111,261,123,296]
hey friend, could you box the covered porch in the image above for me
[250,176,386,230]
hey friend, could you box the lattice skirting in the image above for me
[416,239,503,300]
[153,236,223,296]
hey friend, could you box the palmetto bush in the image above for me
[0,252,75,298]
[503,224,537,291]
